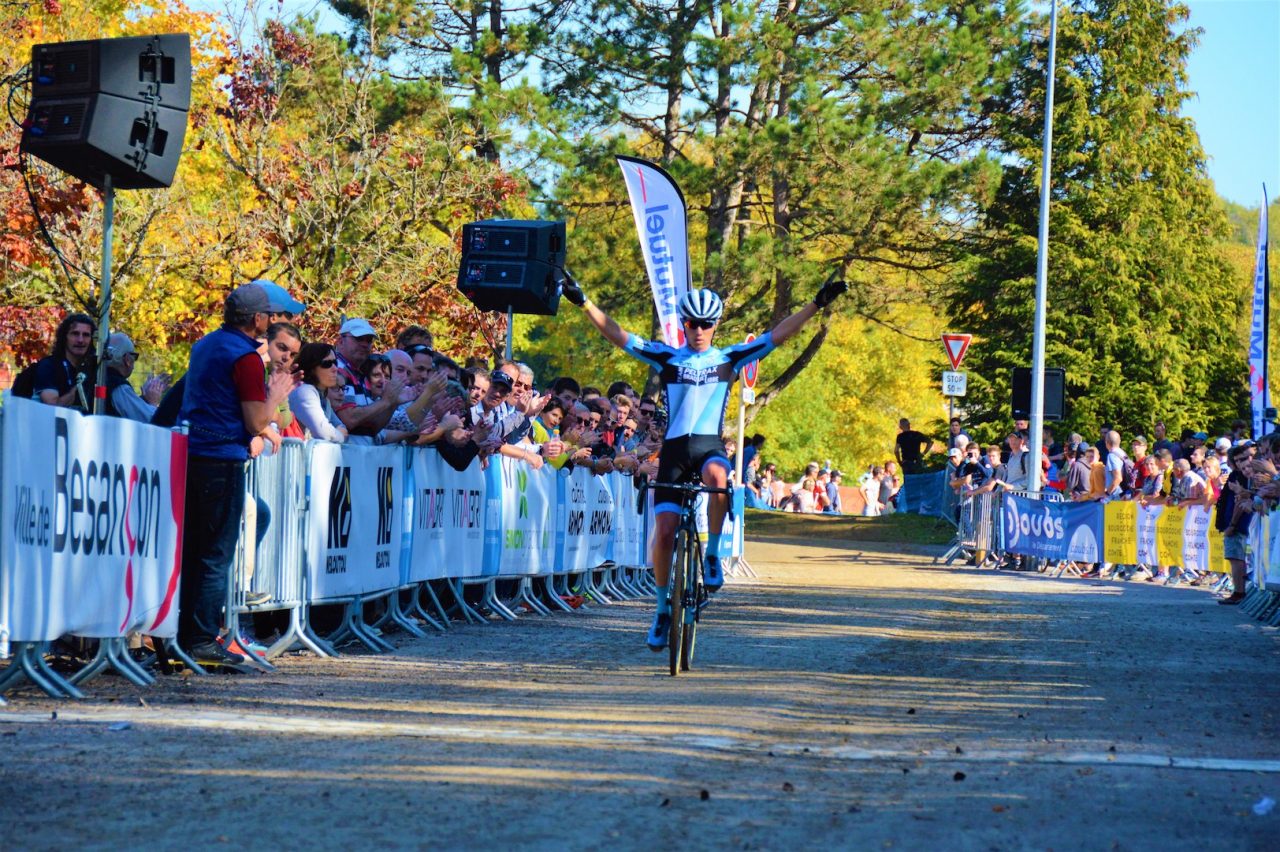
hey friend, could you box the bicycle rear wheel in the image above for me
[668,528,687,677]
[681,534,701,671]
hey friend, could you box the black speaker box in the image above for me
[1011,367,1065,421]
[457,219,566,315]
[459,258,560,315]
[462,219,565,267]
[22,34,190,190]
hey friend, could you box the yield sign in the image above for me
[941,333,972,371]
[741,333,759,389]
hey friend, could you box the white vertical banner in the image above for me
[617,155,691,347]
[1180,505,1214,575]
[1248,191,1271,437]
[1135,503,1163,567]
[561,466,594,574]
[494,455,557,576]
[1,395,187,640]
[408,451,485,581]
[305,442,404,601]
[608,474,644,566]
[585,471,615,568]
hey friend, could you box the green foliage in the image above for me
[946,0,1249,445]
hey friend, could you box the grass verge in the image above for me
[744,509,953,546]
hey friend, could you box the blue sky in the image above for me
[206,0,1277,209]
[1182,1,1280,208]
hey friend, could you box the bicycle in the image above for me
[641,478,733,676]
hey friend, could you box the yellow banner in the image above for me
[1156,507,1185,567]
[1103,501,1138,564]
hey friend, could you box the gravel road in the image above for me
[2,535,1278,850]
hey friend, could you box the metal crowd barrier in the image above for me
[220,444,658,661]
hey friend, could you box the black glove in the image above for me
[558,269,586,307]
[813,270,847,309]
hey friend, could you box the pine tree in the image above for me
[946,0,1248,442]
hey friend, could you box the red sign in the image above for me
[941,333,972,371]
[741,333,759,389]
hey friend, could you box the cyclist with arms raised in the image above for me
[558,271,847,649]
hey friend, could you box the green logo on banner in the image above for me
[517,467,529,518]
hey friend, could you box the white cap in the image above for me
[339,317,377,338]
[948,447,962,458]
[1215,437,1231,451]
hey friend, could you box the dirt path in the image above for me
[3,537,1279,850]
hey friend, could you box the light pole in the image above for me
[1026,0,1060,493]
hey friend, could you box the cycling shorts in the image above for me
[653,435,731,516]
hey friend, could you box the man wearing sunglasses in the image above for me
[559,269,847,650]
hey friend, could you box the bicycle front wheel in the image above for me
[681,533,701,672]
[668,528,687,677]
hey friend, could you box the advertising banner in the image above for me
[485,455,556,577]
[305,442,404,601]
[1,395,187,640]
[608,474,645,567]
[1001,494,1104,562]
[1248,192,1271,439]
[617,155,691,347]
[407,450,485,582]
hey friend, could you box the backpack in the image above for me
[1122,456,1139,492]
[1116,450,1136,491]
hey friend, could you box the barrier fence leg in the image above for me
[451,579,488,624]
[0,642,85,699]
[69,638,154,688]
[332,598,394,653]
[404,584,446,633]
[544,576,574,612]
[483,580,519,622]
[515,577,553,616]
[420,582,452,629]
[162,638,209,674]
[385,589,429,638]
[298,605,339,658]
[1241,583,1266,616]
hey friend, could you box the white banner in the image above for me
[305,442,404,601]
[585,470,615,567]
[1,395,187,640]
[489,455,556,576]
[408,451,485,582]
[608,474,645,567]
[617,155,691,347]
[1248,192,1272,439]
[1135,503,1163,567]
[1179,505,1215,575]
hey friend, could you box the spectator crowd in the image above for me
[942,416,1279,604]
[6,282,676,665]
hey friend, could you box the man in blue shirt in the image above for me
[560,271,846,649]
[177,282,296,665]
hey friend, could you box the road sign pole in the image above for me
[736,333,759,486]
[735,394,747,486]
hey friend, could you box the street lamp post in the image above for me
[1026,0,1060,493]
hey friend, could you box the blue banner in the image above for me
[1001,494,1104,562]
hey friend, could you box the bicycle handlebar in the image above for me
[639,480,734,496]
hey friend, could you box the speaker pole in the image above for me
[505,306,514,362]
[92,173,115,414]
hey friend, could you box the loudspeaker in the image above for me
[22,34,191,190]
[459,258,561,315]
[1011,367,1065,421]
[457,219,566,315]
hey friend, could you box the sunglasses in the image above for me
[684,319,715,331]
[318,358,337,368]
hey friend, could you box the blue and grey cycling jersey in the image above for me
[621,332,777,439]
